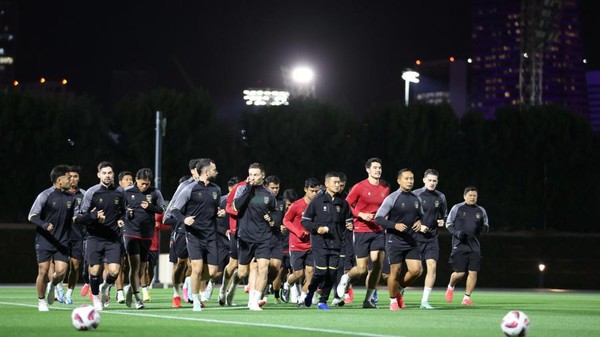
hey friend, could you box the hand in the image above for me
[419,225,429,233]
[264,213,274,226]
[46,223,54,232]
[280,225,288,233]
[394,223,407,232]
[140,201,149,209]
[437,219,445,227]
[411,220,422,231]
[97,210,105,223]
[217,208,226,217]
[317,226,329,235]
[300,231,310,240]
[359,212,374,221]
[184,216,196,226]
[117,220,125,228]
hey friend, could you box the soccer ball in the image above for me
[71,305,101,331]
[500,310,530,336]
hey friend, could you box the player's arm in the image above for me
[28,191,50,229]
[170,185,193,224]
[232,184,253,213]
[445,205,466,239]
[300,200,319,233]
[374,193,397,230]
[284,203,307,238]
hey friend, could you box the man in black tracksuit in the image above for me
[301,172,353,310]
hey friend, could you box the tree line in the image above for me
[1,88,598,232]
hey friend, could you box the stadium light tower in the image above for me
[402,69,420,106]
[282,65,316,98]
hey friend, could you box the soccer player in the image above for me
[122,168,166,309]
[412,169,448,309]
[74,161,127,311]
[282,178,319,305]
[265,175,285,304]
[276,188,297,303]
[339,158,390,308]
[166,159,200,308]
[233,162,276,311]
[302,172,353,310]
[29,165,74,311]
[375,168,424,311]
[170,158,223,312]
[114,171,134,304]
[64,166,87,305]
[444,186,489,306]
[141,212,168,302]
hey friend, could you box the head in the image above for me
[365,157,383,180]
[423,169,439,191]
[396,168,414,192]
[97,161,115,186]
[282,189,299,209]
[265,175,281,197]
[188,158,201,179]
[463,186,478,205]
[338,172,347,192]
[118,170,134,188]
[51,165,71,190]
[304,178,321,202]
[68,165,81,189]
[195,158,217,182]
[227,176,241,192]
[247,162,266,186]
[135,168,153,193]
[324,171,341,196]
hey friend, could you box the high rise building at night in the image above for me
[470,0,587,118]
[0,1,16,84]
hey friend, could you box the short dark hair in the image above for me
[283,189,299,203]
[365,157,382,169]
[265,175,280,185]
[195,158,214,174]
[50,165,70,183]
[136,168,153,181]
[227,176,241,187]
[188,158,201,171]
[97,161,113,172]
[248,162,265,173]
[324,171,340,182]
[424,169,439,177]
[118,171,133,182]
[304,178,321,188]
[338,172,347,182]
[464,186,478,195]
[397,168,413,178]
[68,165,81,174]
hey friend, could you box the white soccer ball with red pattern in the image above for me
[501,310,530,336]
[71,305,101,331]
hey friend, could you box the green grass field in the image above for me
[1,286,599,337]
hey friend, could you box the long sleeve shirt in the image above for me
[302,192,352,252]
[375,189,423,250]
[283,198,311,252]
[446,202,489,253]
[412,187,448,242]
[29,187,75,249]
[233,184,276,243]
[123,185,166,239]
[74,183,126,241]
[170,180,221,239]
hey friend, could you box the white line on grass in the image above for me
[0,301,405,337]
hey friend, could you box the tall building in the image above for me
[587,71,600,132]
[470,0,587,117]
[414,58,469,118]
[0,1,16,84]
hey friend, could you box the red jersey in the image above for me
[226,181,247,234]
[283,198,311,251]
[151,213,170,251]
[346,179,390,233]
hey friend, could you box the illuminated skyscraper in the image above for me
[470,0,587,117]
[0,1,16,84]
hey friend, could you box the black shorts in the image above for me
[385,243,421,265]
[147,250,159,269]
[281,252,291,271]
[169,232,188,263]
[35,242,69,264]
[353,231,386,258]
[418,240,440,261]
[86,236,122,265]
[290,250,314,271]
[382,256,390,274]
[238,239,271,265]
[70,239,85,260]
[186,232,218,265]
[229,233,239,260]
[270,245,285,260]
[217,237,230,272]
[344,231,356,270]
[449,250,482,272]
[312,249,340,270]
[124,236,152,262]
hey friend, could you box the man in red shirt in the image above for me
[281,178,320,304]
[338,158,390,308]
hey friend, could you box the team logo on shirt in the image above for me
[414,201,419,209]
[114,197,120,205]
[263,197,269,204]
[76,197,82,205]
[434,200,440,208]
[476,213,481,219]
[99,198,104,204]
[66,201,72,209]
[323,206,328,212]
[335,205,341,213]
[146,194,153,202]
[401,202,405,208]
[278,204,284,211]
[131,195,136,200]
[212,192,218,200]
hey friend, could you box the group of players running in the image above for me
[30,157,489,312]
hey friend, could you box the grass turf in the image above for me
[1,286,599,337]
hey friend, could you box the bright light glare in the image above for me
[538,264,546,272]
[402,70,420,83]
[243,89,290,106]
[291,67,314,83]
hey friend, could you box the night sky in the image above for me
[13,0,600,115]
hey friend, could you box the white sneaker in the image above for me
[192,301,202,312]
[99,282,111,307]
[92,295,103,311]
[117,291,125,304]
[203,280,213,300]
[290,284,299,304]
[297,292,306,306]
[331,297,345,307]
[226,285,237,306]
[248,302,263,311]
[218,286,227,306]
[38,300,49,312]
[337,274,350,298]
